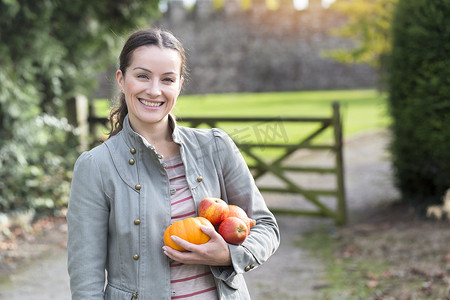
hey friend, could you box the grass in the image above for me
[174,89,390,137]
[95,89,390,140]
[94,89,390,163]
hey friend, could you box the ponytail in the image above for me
[107,93,128,138]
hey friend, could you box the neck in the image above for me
[129,116,173,145]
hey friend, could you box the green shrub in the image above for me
[388,0,450,210]
[0,109,78,215]
[0,0,160,216]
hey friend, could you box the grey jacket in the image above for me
[67,116,280,299]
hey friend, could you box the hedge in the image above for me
[388,0,450,210]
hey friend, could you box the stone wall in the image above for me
[155,0,377,95]
[95,0,377,97]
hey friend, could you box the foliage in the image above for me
[324,0,398,78]
[0,114,78,214]
[0,0,160,214]
[388,0,450,210]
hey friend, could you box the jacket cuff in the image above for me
[211,243,258,282]
[229,243,259,273]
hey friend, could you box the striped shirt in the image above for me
[163,155,218,300]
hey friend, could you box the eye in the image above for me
[163,77,175,83]
[137,74,149,79]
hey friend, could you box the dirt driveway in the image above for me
[0,129,398,299]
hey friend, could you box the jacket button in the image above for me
[244,265,255,272]
[129,158,135,165]
[130,148,136,154]
[134,219,141,225]
[197,176,203,182]
[133,254,139,260]
[132,293,138,298]
[135,184,141,190]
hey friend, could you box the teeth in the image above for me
[140,99,162,107]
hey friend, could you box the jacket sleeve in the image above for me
[67,151,110,299]
[210,128,280,279]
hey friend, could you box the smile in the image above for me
[139,98,163,107]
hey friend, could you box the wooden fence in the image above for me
[86,102,346,225]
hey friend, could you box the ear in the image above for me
[116,70,124,92]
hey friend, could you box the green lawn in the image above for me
[96,89,390,140]
[174,89,390,137]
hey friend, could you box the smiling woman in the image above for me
[66,28,280,300]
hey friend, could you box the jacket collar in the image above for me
[118,114,203,189]
[169,114,183,145]
[122,114,183,147]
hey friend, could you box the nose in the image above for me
[146,80,162,98]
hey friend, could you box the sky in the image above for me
[294,0,337,10]
[179,0,336,10]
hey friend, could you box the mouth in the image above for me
[139,98,164,108]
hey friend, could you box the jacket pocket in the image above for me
[104,283,136,300]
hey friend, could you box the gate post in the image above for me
[333,101,347,225]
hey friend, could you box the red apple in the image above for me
[198,197,229,226]
[218,217,249,245]
[228,204,256,231]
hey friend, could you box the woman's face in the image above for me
[116,45,183,132]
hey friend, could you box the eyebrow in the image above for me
[132,67,178,76]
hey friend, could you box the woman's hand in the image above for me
[162,225,232,266]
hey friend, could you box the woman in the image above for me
[67,28,280,299]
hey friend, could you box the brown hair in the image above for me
[107,28,187,137]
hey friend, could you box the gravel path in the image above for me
[0,129,399,300]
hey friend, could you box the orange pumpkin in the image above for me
[163,217,214,251]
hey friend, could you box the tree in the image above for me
[0,0,160,214]
[388,0,450,211]
[324,0,398,81]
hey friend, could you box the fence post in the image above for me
[333,101,347,225]
[75,95,89,152]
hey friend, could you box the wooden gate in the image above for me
[177,102,346,225]
[87,102,346,225]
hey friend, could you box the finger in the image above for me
[163,245,185,258]
[170,235,196,251]
[163,245,200,265]
[200,225,219,238]
[162,246,174,259]
[163,247,183,263]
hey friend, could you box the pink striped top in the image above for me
[162,155,218,300]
